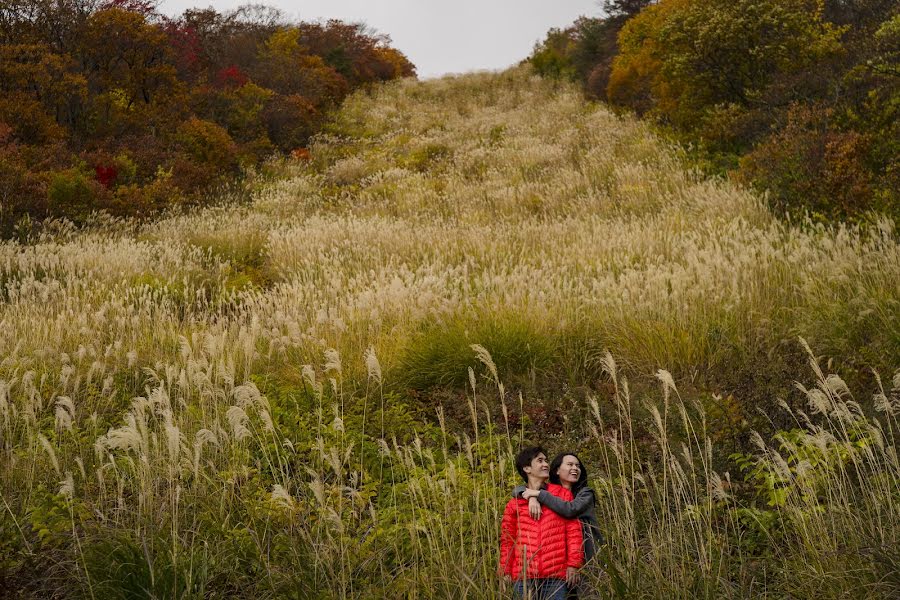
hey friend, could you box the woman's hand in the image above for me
[528,497,542,520]
[522,488,540,499]
[565,567,580,586]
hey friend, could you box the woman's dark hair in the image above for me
[549,452,589,495]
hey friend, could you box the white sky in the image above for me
[157,1,604,78]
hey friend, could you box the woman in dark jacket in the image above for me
[512,452,602,597]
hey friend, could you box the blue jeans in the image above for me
[513,578,567,600]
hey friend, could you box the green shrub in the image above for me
[110,174,183,216]
[47,167,105,222]
[238,135,276,166]
[400,315,556,390]
[175,117,239,175]
[84,535,215,599]
[114,152,138,185]
[736,104,897,220]
[402,143,452,172]
[0,133,49,234]
[530,28,577,80]
[261,94,320,152]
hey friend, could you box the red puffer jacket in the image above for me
[499,483,583,580]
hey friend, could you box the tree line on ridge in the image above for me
[530,0,898,222]
[0,0,415,236]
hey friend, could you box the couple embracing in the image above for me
[498,446,602,600]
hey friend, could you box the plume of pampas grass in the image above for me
[470,344,498,385]
[226,406,251,441]
[365,347,382,385]
[271,484,295,509]
[38,434,61,476]
[324,349,342,375]
[58,471,74,499]
[55,396,75,432]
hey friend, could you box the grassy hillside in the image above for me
[1,68,898,598]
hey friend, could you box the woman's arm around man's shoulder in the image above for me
[536,486,595,519]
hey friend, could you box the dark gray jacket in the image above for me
[512,485,603,562]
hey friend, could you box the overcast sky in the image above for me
[157,1,604,78]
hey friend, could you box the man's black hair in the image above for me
[515,446,547,482]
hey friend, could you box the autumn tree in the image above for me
[0,0,100,48]
[370,46,415,79]
[0,43,87,142]
[171,5,283,84]
[297,20,414,86]
[530,28,577,80]
[256,27,348,105]
[528,2,652,99]
[603,0,655,18]
[608,0,844,131]
[79,8,180,114]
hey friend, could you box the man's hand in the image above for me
[565,567,580,586]
[522,488,540,499]
[497,564,511,592]
[528,497,542,520]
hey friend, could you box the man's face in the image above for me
[524,452,550,481]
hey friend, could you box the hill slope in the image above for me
[1,69,898,598]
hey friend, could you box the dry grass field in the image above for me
[1,68,898,598]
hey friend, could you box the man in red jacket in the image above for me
[499,446,583,599]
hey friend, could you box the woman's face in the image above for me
[557,455,581,485]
